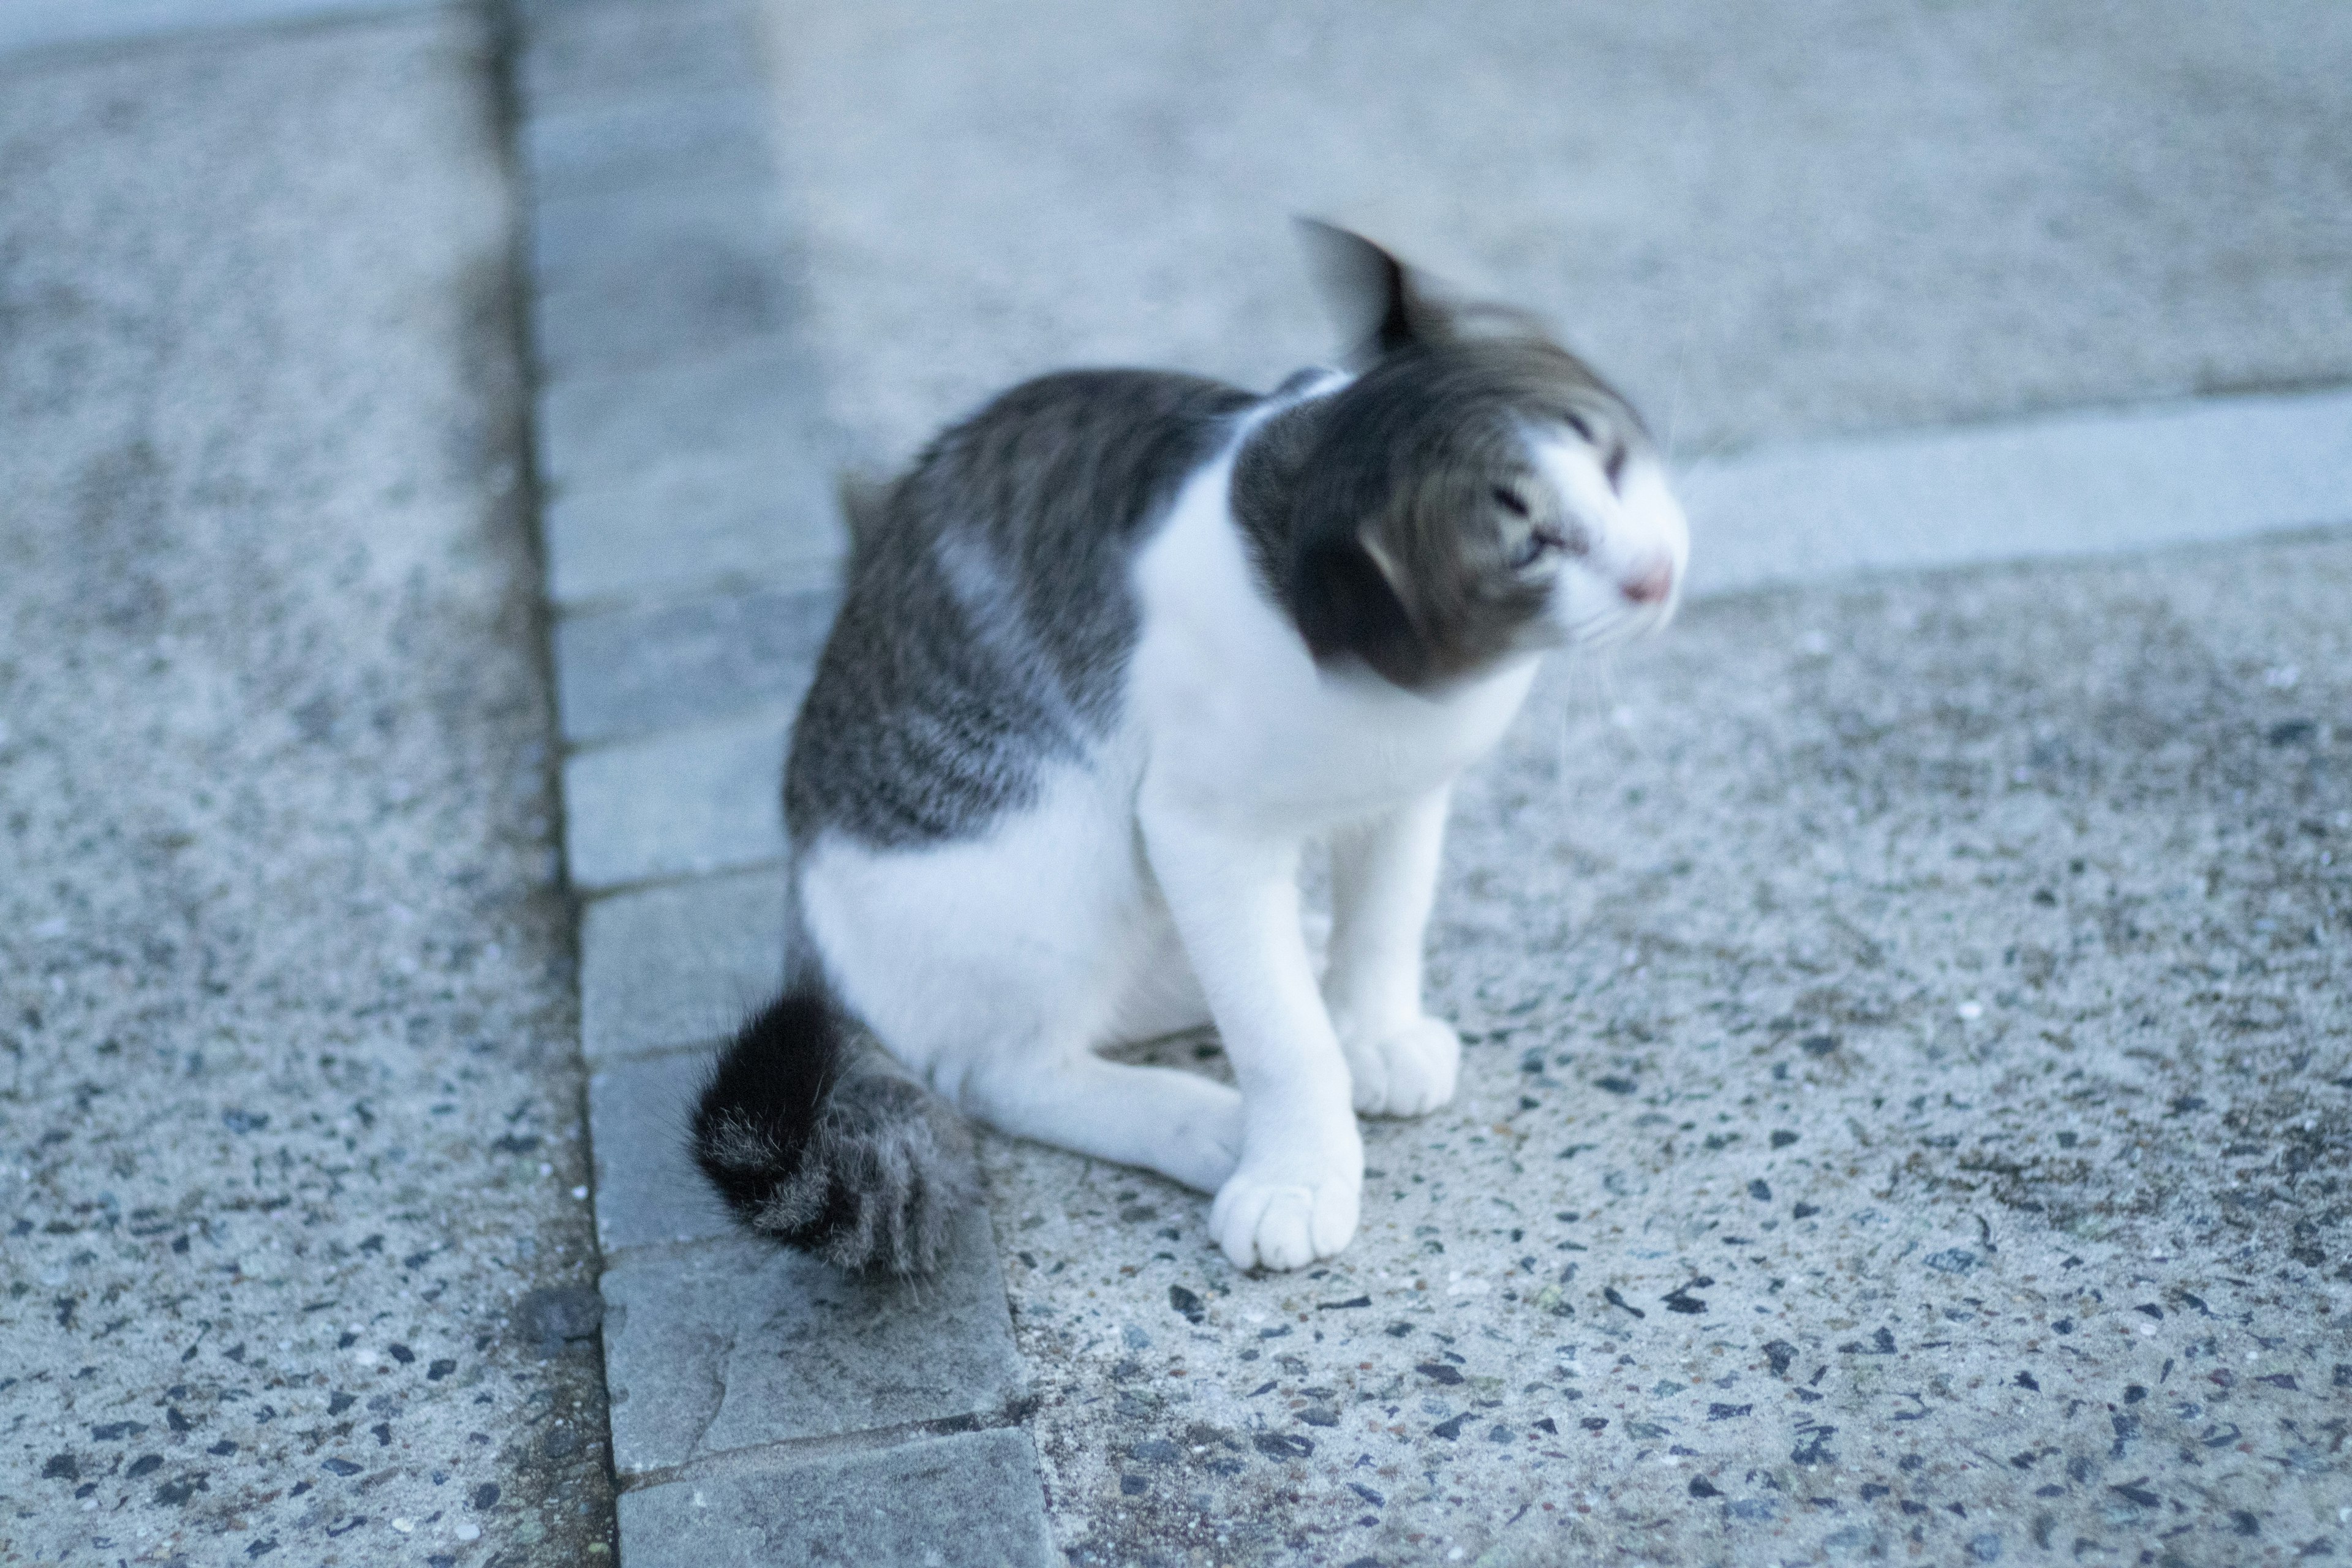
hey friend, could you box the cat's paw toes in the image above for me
[1209,1169,1359,1272]
[1344,1017,1460,1117]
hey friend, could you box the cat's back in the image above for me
[787,369,1257,848]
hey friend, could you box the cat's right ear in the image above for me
[1297,219,1454,361]
[1289,533,1436,689]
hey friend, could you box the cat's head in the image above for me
[1278,223,1687,691]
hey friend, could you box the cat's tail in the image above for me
[690,987,976,1277]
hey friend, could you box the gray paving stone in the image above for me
[542,450,844,608]
[615,1428,1055,1568]
[517,0,758,117]
[589,1050,738,1251]
[535,336,831,494]
[0,0,442,58]
[554,583,834,745]
[580,869,786,1060]
[531,217,801,379]
[1682,385,2352,599]
[521,91,774,205]
[561,711,788,891]
[529,176,788,288]
[600,1210,1024,1474]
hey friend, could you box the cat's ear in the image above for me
[837,469,891,553]
[1297,218,1455,361]
[1290,532,1435,688]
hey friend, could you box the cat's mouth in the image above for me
[1548,559,1683,650]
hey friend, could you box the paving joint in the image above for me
[613,1395,1048,1494]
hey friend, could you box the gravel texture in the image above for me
[983,532,2351,1566]
[0,12,615,1565]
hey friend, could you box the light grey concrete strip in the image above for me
[536,336,832,494]
[0,0,440,58]
[560,710,788,891]
[508,4,1055,1562]
[522,90,776,205]
[599,1212,1025,1475]
[554,583,832,746]
[616,1429,1057,1568]
[589,1052,737,1251]
[1681,387,2352,598]
[545,451,842,611]
[580,869,788,1060]
[544,450,842,610]
[529,177,791,288]
[517,0,756,116]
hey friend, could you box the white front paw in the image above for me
[1210,1163,1360,1272]
[1341,1016,1460,1117]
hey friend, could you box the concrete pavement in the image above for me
[0,6,615,1564]
[6,0,2347,1565]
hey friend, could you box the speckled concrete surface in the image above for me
[981,532,2351,1566]
[0,12,614,1566]
[758,0,2352,470]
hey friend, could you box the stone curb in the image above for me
[505,0,1053,1562]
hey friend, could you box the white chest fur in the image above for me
[1129,448,1539,835]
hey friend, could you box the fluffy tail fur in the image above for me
[690,987,976,1277]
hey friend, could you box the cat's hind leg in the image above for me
[801,806,1242,1195]
[953,1049,1242,1194]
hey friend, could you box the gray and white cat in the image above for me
[693,225,1687,1275]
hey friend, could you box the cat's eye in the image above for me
[1509,526,1570,570]
[1491,486,1529,518]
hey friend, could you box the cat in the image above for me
[692,224,1688,1276]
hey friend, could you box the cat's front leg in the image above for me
[1324,788,1460,1117]
[1140,799,1360,1271]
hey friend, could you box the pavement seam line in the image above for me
[614,1397,1047,1494]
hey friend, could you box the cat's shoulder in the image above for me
[943,367,1259,444]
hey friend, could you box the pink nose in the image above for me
[1621,560,1675,605]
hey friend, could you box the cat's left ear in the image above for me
[1289,532,1436,688]
[1297,219,1456,361]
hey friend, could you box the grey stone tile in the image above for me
[529,178,786,288]
[0,0,443,58]
[600,1210,1023,1473]
[531,219,801,380]
[554,584,835,745]
[1679,386,2352,599]
[535,336,830,494]
[542,449,844,609]
[615,1429,1055,1568]
[579,869,786,1060]
[531,178,790,301]
[589,1050,736,1252]
[521,91,773,205]
[561,712,787,891]
[518,0,758,117]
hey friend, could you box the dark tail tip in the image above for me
[690,988,974,1278]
